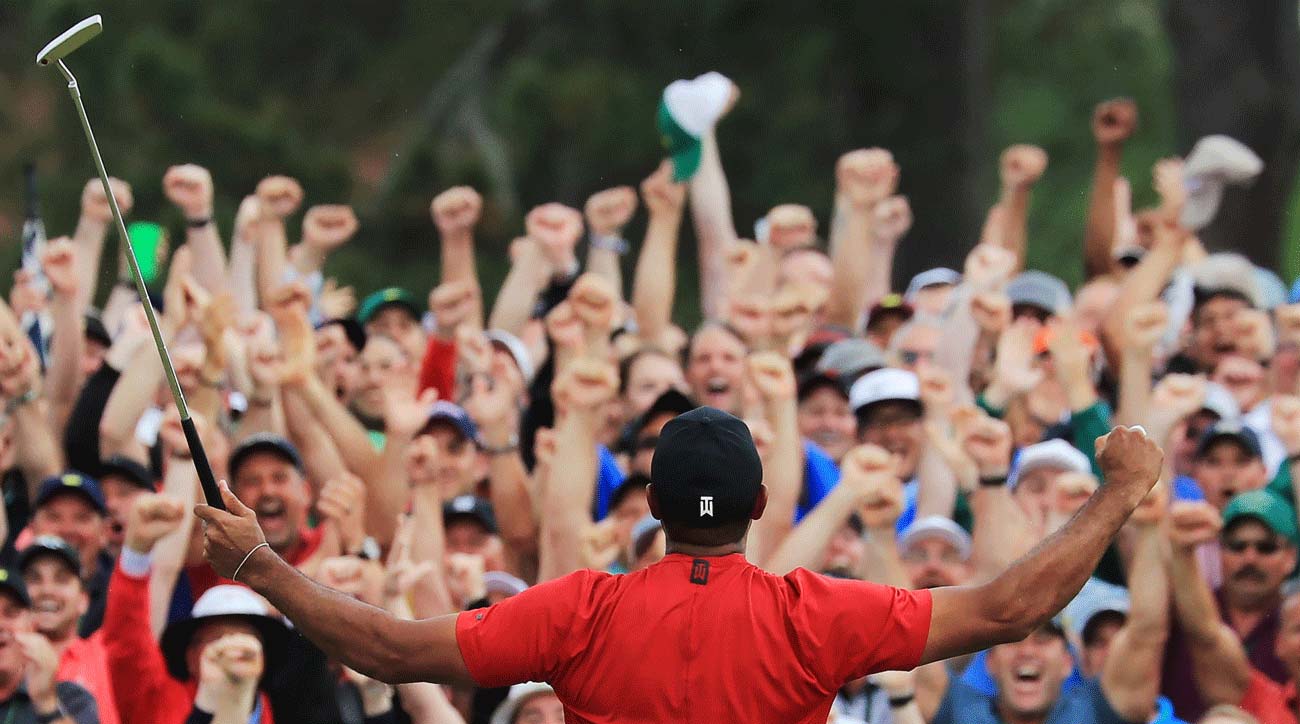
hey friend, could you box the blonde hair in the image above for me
[1199,705,1260,724]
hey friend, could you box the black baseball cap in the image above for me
[1195,421,1263,460]
[84,312,111,348]
[0,569,29,608]
[650,407,763,529]
[18,536,81,579]
[797,371,849,403]
[99,455,154,492]
[35,473,107,516]
[315,317,367,353]
[228,434,304,481]
[443,495,499,535]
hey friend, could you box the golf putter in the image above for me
[38,16,225,510]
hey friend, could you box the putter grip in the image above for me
[182,416,225,510]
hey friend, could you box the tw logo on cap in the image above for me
[699,496,713,517]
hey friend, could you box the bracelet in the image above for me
[979,475,1008,488]
[4,388,38,416]
[589,234,629,255]
[232,542,271,582]
[888,693,915,708]
[481,434,520,456]
[186,217,213,229]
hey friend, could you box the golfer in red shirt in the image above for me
[197,408,1163,724]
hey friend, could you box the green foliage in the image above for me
[0,1,1196,322]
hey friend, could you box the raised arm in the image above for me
[962,416,1035,579]
[73,177,132,310]
[162,164,227,294]
[538,358,616,582]
[290,204,359,280]
[150,411,204,639]
[825,149,896,331]
[689,131,738,322]
[1167,501,1253,706]
[762,446,879,575]
[993,144,1048,271]
[252,176,305,306]
[39,239,85,436]
[1100,484,1169,721]
[489,204,582,336]
[1084,99,1138,280]
[920,425,1163,664]
[198,484,473,686]
[631,162,687,349]
[744,353,801,565]
[1114,301,1168,427]
[431,187,484,329]
[583,186,637,296]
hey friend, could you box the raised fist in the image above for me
[971,291,1012,335]
[726,295,772,349]
[1153,157,1186,215]
[961,417,1013,477]
[1150,373,1206,422]
[1129,479,1168,527]
[1272,394,1300,456]
[568,273,619,333]
[1122,301,1168,353]
[430,280,479,338]
[640,161,687,218]
[872,196,913,244]
[525,203,583,270]
[766,204,816,251]
[585,186,638,237]
[162,164,214,220]
[1000,145,1048,190]
[746,351,796,403]
[317,473,366,552]
[255,176,304,219]
[551,357,617,414]
[431,186,483,237]
[1092,98,1139,146]
[1167,500,1222,550]
[301,205,359,251]
[125,492,185,554]
[963,244,1016,292]
[1096,426,1163,494]
[840,445,904,528]
[918,365,955,413]
[39,238,78,299]
[81,177,133,224]
[199,632,263,687]
[544,301,586,354]
[836,149,899,209]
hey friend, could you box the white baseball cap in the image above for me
[491,682,557,724]
[1008,439,1091,490]
[898,515,972,561]
[848,368,920,415]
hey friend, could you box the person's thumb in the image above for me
[219,480,254,517]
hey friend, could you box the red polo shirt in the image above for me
[1239,669,1298,724]
[456,553,932,723]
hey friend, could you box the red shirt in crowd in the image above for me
[102,566,276,724]
[1239,668,1298,724]
[57,633,120,724]
[456,552,933,724]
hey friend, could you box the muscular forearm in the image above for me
[1100,524,1167,720]
[1114,350,1153,428]
[242,551,471,685]
[1084,147,1121,280]
[1170,546,1251,704]
[482,424,538,562]
[287,379,382,475]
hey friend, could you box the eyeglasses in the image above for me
[1223,538,1282,555]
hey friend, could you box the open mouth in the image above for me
[703,377,731,402]
[256,499,287,529]
[33,598,63,615]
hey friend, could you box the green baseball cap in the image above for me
[657,101,702,183]
[357,287,420,325]
[657,72,735,183]
[1223,489,1299,545]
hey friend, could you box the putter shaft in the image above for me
[56,60,225,510]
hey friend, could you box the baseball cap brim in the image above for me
[228,436,303,480]
[657,101,702,183]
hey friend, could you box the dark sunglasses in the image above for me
[1223,538,1282,555]
[636,436,659,452]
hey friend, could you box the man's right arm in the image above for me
[919,426,1162,664]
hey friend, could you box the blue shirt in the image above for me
[934,678,1134,724]
[798,441,839,522]
[593,445,625,520]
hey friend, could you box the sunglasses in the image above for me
[1223,538,1282,555]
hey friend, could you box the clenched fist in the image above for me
[39,238,79,299]
[585,186,638,237]
[125,493,186,554]
[1122,301,1168,353]
[163,164,214,220]
[1167,500,1221,550]
[1000,145,1048,190]
[746,351,796,403]
[1095,426,1163,496]
[568,273,619,333]
[81,177,133,224]
[872,196,913,245]
[836,149,898,209]
[255,176,304,219]
[1092,98,1138,147]
[526,203,584,271]
[840,445,904,529]
[766,204,816,251]
[431,186,483,238]
[551,357,618,415]
[641,161,686,218]
[301,205,359,251]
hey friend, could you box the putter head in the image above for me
[36,15,102,66]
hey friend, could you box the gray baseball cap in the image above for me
[815,338,886,384]
[1006,271,1072,316]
